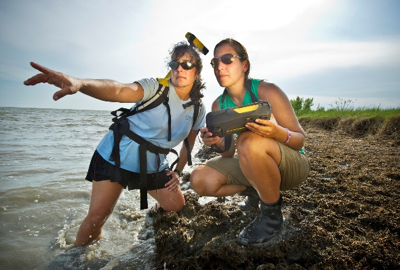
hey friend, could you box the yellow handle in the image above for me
[157,33,208,86]
[233,104,259,113]
[185,32,209,55]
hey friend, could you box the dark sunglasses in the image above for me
[210,53,241,68]
[169,61,196,70]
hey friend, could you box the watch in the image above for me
[174,169,183,177]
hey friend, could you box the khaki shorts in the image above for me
[204,142,310,191]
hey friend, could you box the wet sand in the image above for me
[151,116,400,269]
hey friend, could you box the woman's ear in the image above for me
[243,60,249,73]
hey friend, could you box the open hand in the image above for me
[245,114,279,138]
[165,170,181,191]
[24,62,82,101]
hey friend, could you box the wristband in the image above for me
[283,128,291,144]
[174,169,183,177]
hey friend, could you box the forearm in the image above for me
[277,126,305,150]
[215,137,235,157]
[79,79,141,103]
[175,130,199,172]
[175,146,189,172]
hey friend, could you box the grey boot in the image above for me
[238,186,260,211]
[238,195,283,245]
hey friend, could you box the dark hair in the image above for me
[214,38,251,81]
[169,42,205,101]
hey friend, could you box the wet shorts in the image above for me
[204,142,310,191]
[85,150,171,190]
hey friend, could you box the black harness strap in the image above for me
[109,115,130,168]
[110,117,179,209]
[108,83,200,209]
[164,99,172,141]
[182,100,201,166]
[139,142,148,209]
[183,138,191,165]
[133,85,169,115]
[247,80,258,103]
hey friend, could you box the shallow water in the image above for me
[0,107,203,269]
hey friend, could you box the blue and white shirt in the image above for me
[96,77,206,173]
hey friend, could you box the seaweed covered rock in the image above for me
[151,119,400,269]
[151,192,319,269]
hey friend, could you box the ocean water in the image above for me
[0,107,204,270]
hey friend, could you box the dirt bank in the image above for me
[151,116,400,270]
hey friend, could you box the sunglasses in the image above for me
[210,54,241,68]
[169,61,196,70]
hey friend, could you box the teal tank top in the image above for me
[217,78,305,154]
[218,79,262,109]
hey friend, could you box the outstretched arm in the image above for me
[24,62,144,103]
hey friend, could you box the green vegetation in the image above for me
[290,97,400,120]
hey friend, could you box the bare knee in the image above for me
[237,132,277,158]
[190,166,208,195]
[190,165,228,196]
[173,202,185,212]
[162,192,186,212]
[149,188,185,212]
[237,132,260,154]
[163,200,185,212]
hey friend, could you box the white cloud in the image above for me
[251,37,400,79]
[1,0,399,110]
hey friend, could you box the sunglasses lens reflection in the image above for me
[182,62,193,69]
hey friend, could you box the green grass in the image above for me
[291,97,400,120]
[297,107,400,120]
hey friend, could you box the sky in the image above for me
[0,0,399,112]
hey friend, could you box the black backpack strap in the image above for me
[182,99,201,127]
[181,100,202,166]
[121,126,178,209]
[163,97,172,141]
[131,84,169,116]
[211,134,232,153]
[121,84,171,139]
[136,140,179,209]
[109,116,130,167]
[109,116,175,208]
[141,85,171,141]
[220,89,228,105]
[192,101,200,125]
[246,79,258,103]
[107,81,178,209]
[111,107,131,118]
[183,138,192,165]
[139,142,149,209]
